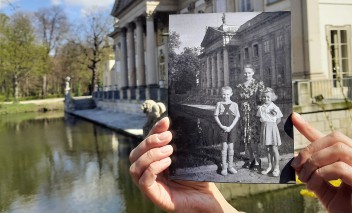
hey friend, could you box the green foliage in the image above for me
[0,6,94,100]
[0,101,64,114]
[169,32,200,94]
[0,12,47,101]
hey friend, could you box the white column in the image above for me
[135,17,146,86]
[223,47,229,86]
[119,28,128,89]
[217,51,222,87]
[206,56,211,88]
[211,55,216,88]
[146,13,157,86]
[127,23,136,87]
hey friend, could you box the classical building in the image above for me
[199,12,291,99]
[102,55,117,91]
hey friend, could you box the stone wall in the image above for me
[294,108,352,150]
[96,100,145,116]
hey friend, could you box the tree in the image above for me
[75,9,113,94]
[168,31,200,94]
[0,12,44,102]
[173,47,200,93]
[54,41,91,96]
[34,6,68,97]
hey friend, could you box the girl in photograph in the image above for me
[235,64,265,171]
[214,86,240,176]
[257,87,283,177]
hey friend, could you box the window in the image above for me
[241,0,252,12]
[327,26,351,80]
[253,44,259,57]
[264,40,270,53]
[264,67,271,86]
[276,35,283,49]
[244,47,249,59]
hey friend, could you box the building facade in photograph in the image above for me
[199,12,291,101]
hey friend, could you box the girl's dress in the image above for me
[214,102,239,142]
[257,102,283,146]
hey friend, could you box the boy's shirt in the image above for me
[214,102,240,117]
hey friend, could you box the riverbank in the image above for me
[0,98,64,115]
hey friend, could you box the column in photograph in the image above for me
[127,23,136,99]
[135,17,146,100]
[223,46,229,86]
[206,56,211,88]
[211,54,216,93]
[217,50,222,87]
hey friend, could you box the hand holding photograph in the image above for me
[168,12,294,183]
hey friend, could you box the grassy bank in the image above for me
[0,101,64,115]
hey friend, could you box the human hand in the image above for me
[291,112,352,213]
[129,117,237,213]
[225,126,232,132]
[220,125,227,132]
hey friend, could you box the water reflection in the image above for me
[230,185,326,213]
[0,112,163,213]
[0,112,324,213]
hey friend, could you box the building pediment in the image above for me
[111,0,139,17]
[201,27,222,48]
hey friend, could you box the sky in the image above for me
[0,0,115,21]
[169,12,260,53]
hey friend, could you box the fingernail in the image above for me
[155,119,162,127]
[160,145,172,153]
[160,157,171,164]
[156,117,167,127]
[293,112,305,122]
[158,131,170,140]
[291,155,301,168]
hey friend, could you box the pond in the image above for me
[0,112,325,213]
[0,112,162,213]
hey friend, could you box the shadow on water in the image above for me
[0,112,163,213]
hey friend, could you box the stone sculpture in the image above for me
[141,100,167,137]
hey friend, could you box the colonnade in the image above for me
[117,13,159,99]
[203,47,230,89]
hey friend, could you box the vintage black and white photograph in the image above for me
[168,12,294,183]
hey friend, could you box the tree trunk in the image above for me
[13,74,19,103]
[42,74,47,98]
[91,66,98,94]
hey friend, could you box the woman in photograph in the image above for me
[234,64,265,171]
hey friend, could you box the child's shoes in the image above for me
[272,168,280,177]
[221,169,228,176]
[261,167,272,175]
[228,167,237,174]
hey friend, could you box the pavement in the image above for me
[69,109,146,139]
[170,153,295,184]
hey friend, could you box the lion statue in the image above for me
[141,100,167,138]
